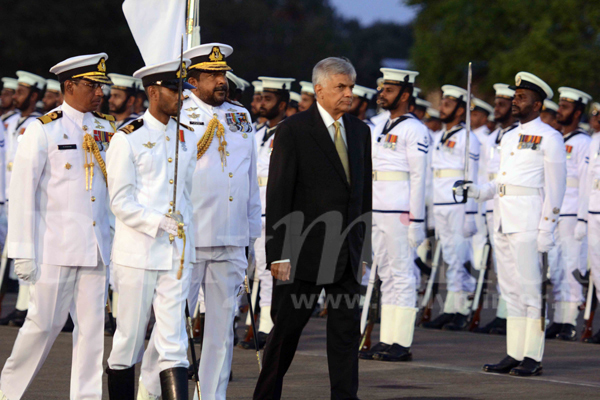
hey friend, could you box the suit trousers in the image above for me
[0,257,106,400]
[253,264,361,400]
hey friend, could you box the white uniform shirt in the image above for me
[472,125,490,149]
[181,90,261,247]
[255,122,280,216]
[0,120,6,203]
[431,123,480,213]
[581,133,600,215]
[107,111,197,270]
[371,113,429,221]
[479,117,567,234]
[560,129,590,219]
[7,101,113,266]
[481,123,519,212]
[5,111,41,201]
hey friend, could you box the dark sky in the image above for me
[329,0,417,25]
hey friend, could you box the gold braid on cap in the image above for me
[83,133,107,189]
[197,114,227,171]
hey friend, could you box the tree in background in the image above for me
[408,0,600,101]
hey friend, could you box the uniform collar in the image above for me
[316,101,345,130]
[518,116,542,133]
[61,100,86,126]
[143,109,173,132]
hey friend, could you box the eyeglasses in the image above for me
[75,80,105,91]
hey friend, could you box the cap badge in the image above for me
[516,75,522,86]
[98,58,107,73]
[209,46,224,62]
[176,61,188,79]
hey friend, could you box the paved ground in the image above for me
[1,287,600,399]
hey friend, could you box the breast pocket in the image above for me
[135,149,155,176]
[51,147,82,182]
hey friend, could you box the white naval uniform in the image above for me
[253,122,278,334]
[582,134,600,303]
[371,113,428,347]
[547,129,589,325]
[0,120,6,247]
[478,116,566,362]
[106,111,197,377]
[431,122,479,315]
[140,91,261,400]
[480,123,519,318]
[0,101,112,400]
[471,125,490,269]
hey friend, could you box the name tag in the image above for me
[190,121,204,125]
[58,144,77,150]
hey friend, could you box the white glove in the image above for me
[408,223,426,248]
[159,216,179,236]
[14,259,39,284]
[537,230,555,253]
[574,221,587,241]
[463,216,477,238]
[453,182,480,200]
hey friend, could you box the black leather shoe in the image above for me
[474,317,506,335]
[442,313,469,331]
[373,343,412,362]
[0,309,27,326]
[160,367,189,400]
[509,357,543,376]
[583,329,600,344]
[239,331,268,350]
[358,342,391,360]
[557,323,577,341]
[482,356,521,374]
[106,366,135,400]
[545,322,563,339]
[421,313,455,329]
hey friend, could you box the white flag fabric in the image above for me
[122,0,187,66]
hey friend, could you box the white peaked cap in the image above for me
[471,98,494,115]
[413,87,421,97]
[299,81,314,95]
[542,99,559,112]
[426,107,440,119]
[45,79,61,93]
[493,83,515,99]
[416,98,432,108]
[591,102,600,116]
[289,92,301,103]
[252,80,263,93]
[16,71,46,90]
[514,71,553,100]
[380,68,419,85]
[1,77,18,91]
[258,76,295,92]
[353,84,377,100]
[558,87,592,105]
[184,43,233,71]
[107,73,138,91]
[133,58,194,90]
[50,53,112,84]
[441,85,467,101]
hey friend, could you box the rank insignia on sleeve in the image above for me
[517,134,542,150]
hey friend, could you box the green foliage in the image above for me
[408,0,600,101]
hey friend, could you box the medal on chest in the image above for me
[517,134,542,150]
[565,144,573,160]
[225,112,252,136]
[179,129,187,151]
[383,133,397,150]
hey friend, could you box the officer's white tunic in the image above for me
[582,133,600,304]
[478,116,566,361]
[140,91,261,400]
[4,111,40,202]
[106,111,197,374]
[0,101,112,400]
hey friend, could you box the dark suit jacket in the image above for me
[265,103,372,284]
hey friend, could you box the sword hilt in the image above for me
[452,180,472,204]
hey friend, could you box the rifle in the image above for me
[468,239,491,331]
[573,269,597,341]
[359,278,380,351]
[360,261,378,335]
[452,62,473,204]
[541,252,549,331]
[419,240,441,324]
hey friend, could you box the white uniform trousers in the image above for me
[433,205,476,295]
[0,258,106,400]
[107,261,191,374]
[140,246,246,400]
[494,229,545,361]
[549,217,586,303]
[589,214,600,303]
[254,219,274,333]
[486,212,507,319]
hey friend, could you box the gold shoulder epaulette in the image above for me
[37,110,63,125]
[92,111,116,122]
[119,118,144,134]
[170,117,194,132]
[183,95,189,100]
[228,100,244,107]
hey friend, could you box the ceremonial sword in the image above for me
[452,62,473,204]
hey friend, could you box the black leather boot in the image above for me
[509,357,543,376]
[557,323,577,341]
[160,367,189,400]
[358,342,391,360]
[544,322,563,339]
[482,355,520,374]
[474,317,506,335]
[105,366,135,400]
[421,313,455,329]
[373,343,412,362]
[584,329,600,344]
[0,309,27,327]
[442,313,469,331]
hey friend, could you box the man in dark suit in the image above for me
[253,57,372,400]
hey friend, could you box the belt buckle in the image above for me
[372,171,377,180]
[498,183,506,197]
[434,170,440,178]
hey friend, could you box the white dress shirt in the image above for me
[317,101,347,147]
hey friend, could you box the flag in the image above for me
[122,0,187,66]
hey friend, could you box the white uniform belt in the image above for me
[594,179,600,190]
[372,170,409,181]
[433,169,463,179]
[566,178,579,188]
[488,173,497,181]
[497,183,540,197]
[258,176,268,187]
